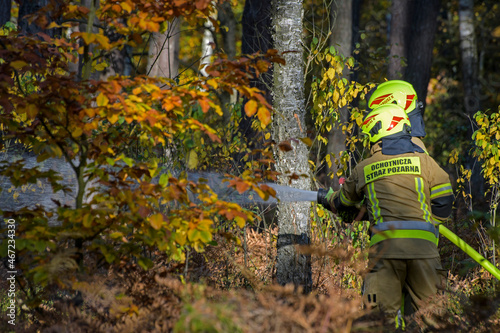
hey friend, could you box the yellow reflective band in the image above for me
[430,183,453,198]
[340,190,358,206]
[364,157,421,183]
[415,178,431,223]
[367,183,382,225]
[370,229,439,246]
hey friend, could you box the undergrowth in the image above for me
[1,218,500,332]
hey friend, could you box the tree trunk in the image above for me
[0,0,11,26]
[240,0,273,150]
[387,0,410,79]
[200,11,215,77]
[217,2,237,123]
[218,1,237,60]
[326,0,353,190]
[19,0,46,34]
[404,0,440,110]
[272,0,312,293]
[147,18,181,79]
[18,0,62,37]
[458,0,484,206]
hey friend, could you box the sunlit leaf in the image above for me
[149,213,163,230]
[244,99,258,117]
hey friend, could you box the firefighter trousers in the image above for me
[363,257,447,328]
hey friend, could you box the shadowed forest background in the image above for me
[0,0,500,332]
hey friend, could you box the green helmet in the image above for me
[368,80,417,112]
[361,104,411,143]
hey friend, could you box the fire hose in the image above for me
[439,224,500,281]
[317,189,500,280]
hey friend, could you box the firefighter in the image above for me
[368,80,432,323]
[368,79,427,152]
[318,103,454,330]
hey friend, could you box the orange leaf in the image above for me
[278,140,293,152]
[244,100,258,117]
[257,106,271,126]
[236,181,249,194]
[199,98,210,113]
[195,0,211,10]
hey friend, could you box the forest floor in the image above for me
[2,224,500,332]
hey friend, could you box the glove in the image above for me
[317,188,336,213]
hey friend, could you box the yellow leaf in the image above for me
[94,34,111,50]
[26,104,39,118]
[326,68,335,80]
[149,213,163,230]
[79,32,95,45]
[493,26,500,37]
[299,137,313,146]
[83,214,92,228]
[265,132,271,140]
[96,93,109,106]
[84,108,95,118]
[72,127,83,138]
[207,78,218,89]
[108,113,119,124]
[244,100,258,117]
[47,22,60,29]
[326,154,332,168]
[122,2,133,12]
[235,216,246,228]
[332,90,340,103]
[187,150,198,169]
[213,104,223,116]
[10,60,28,69]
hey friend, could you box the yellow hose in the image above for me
[439,224,500,281]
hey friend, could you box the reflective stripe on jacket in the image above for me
[330,142,454,259]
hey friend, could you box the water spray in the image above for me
[193,172,500,280]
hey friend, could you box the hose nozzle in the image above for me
[317,188,333,212]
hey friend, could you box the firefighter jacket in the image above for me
[328,142,454,259]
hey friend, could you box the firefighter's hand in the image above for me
[353,205,367,222]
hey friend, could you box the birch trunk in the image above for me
[272,0,312,293]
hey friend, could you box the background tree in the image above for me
[240,0,273,151]
[458,0,484,204]
[218,1,237,60]
[404,0,441,109]
[0,0,11,26]
[387,0,410,79]
[272,0,312,293]
[326,0,353,190]
[146,18,181,79]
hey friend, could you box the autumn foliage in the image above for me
[0,0,278,300]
